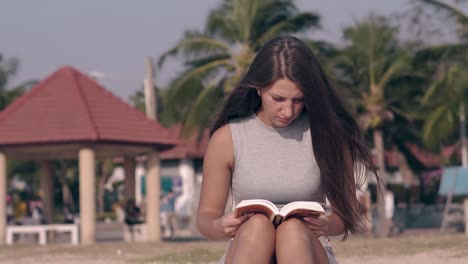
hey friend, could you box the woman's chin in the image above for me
[273,120,292,127]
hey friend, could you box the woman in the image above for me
[197,36,377,264]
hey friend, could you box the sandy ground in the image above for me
[332,232,468,264]
[0,231,467,263]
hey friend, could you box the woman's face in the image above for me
[256,78,305,128]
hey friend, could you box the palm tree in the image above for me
[158,0,320,134]
[0,54,18,110]
[0,54,18,89]
[129,85,171,125]
[0,54,36,110]
[421,64,468,163]
[418,0,468,166]
[333,16,418,237]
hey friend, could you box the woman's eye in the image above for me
[273,97,285,102]
[294,98,304,103]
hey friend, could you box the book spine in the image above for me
[272,215,284,228]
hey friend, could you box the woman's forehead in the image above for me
[266,79,303,96]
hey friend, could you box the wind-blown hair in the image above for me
[210,36,377,239]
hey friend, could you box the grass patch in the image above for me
[1,232,466,263]
[332,233,468,257]
[136,248,223,264]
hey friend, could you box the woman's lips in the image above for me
[277,117,292,123]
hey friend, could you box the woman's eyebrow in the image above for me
[270,93,284,97]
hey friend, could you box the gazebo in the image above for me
[0,66,178,245]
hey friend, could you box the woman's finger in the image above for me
[307,225,326,231]
[304,216,327,226]
[224,226,237,233]
[236,212,254,224]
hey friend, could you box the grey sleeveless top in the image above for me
[229,112,325,206]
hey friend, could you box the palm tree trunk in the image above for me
[144,57,157,121]
[460,103,467,167]
[373,129,387,237]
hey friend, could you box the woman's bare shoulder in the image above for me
[205,124,234,167]
[209,124,232,146]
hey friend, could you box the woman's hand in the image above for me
[215,211,253,238]
[303,214,329,237]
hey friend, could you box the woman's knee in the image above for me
[276,218,327,262]
[277,218,306,232]
[276,218,317,242]
[237,213,275,241]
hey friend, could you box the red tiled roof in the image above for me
[0,66,178,149]
[161,124,209,159]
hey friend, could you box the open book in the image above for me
[235,199,325,227]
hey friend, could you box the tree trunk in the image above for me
[460,103,467,167]
[144,57,157,121]
[373,129,387,237]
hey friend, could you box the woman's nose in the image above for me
[282,103,294,118]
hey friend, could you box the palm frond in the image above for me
[182,83,224,136]
[185,53,231,68]
[206,0,238,42]
[158,32,230,67]
[414,43,466,62]
[161,76,205,126]
[161,60,230,125]
[389,105,417,121]
[423,104,456,148]
[177,59,232,86]
[419,0,468,25]
[422,75,447,104]
[378,55,412,88]
[422,65,467,105]
[255,13,320,46]
[255,0,297,26]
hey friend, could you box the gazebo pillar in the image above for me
[79,147,96,245]
[0,152,7,245]
[124,157,136,202]
[146,151,161,241]
[40,161,55,224]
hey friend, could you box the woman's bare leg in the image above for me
[224,214,276,264]
[275,218,329,264]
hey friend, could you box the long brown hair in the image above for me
[210,36,377,239]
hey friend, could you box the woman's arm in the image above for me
[326,207,346,236]
[197,125,236,240]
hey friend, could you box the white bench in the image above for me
[6,224,79,245]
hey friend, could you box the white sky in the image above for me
[0,0,460,101]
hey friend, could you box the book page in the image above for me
[279,201,325,219]
[235,199,279,220]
